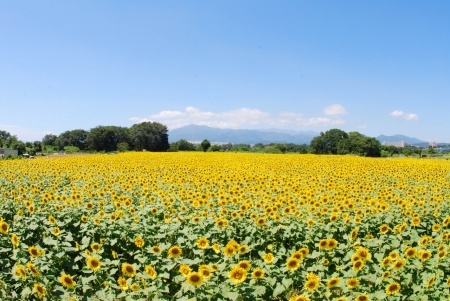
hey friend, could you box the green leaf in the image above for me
[273,283,286,297]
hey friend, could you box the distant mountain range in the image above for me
[168,124,434,145]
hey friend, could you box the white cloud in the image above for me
[130,106,346,130]
[404,113,419,121]
[390,110,404,117]
[390,110,419,121]
[323,104,347,116]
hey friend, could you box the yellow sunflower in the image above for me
[251,268,264,279]
[186,272,204,287]
[228,266,247,285]
[134,237,145,248]
[33,283,46,298]
[168,246,182,258]
[346,278,359,289]
[385,282,401,295]
[87,256,102,272]
[327,277,340,288]
[59,274,75,289]
[121,263,136,277]
[196,237,209,249]
[117,277,128,291]
[286,258,300,271]
[26,262,40,277]
[145,265,157,279]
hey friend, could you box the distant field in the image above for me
[0,153,449,300]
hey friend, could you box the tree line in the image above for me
[1,125,428,158]
[0,122,169,156]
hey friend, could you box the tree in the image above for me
[310,129,348,154]
[200,139,211,152]
[56,130,88,150]
[42,134,58,147]
[175,139,196,151]
[86,126,130,152]
[0,130,11,147]
[129,122,169,152]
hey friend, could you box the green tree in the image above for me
[175,139,196,151]
[200,139,211,152]
[310,129,348,154]
[129,122,169,151]
[86,126,130,152]
[42,134,58,147]
[117,142,130,152]
[56,129,88,150]
[0,130,11,147]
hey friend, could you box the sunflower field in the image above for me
[0,153,449,301]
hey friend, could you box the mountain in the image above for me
[376,135,427,145]
[168,125,317,144]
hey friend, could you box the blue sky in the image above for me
[1,1,449,142]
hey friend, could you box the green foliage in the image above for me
[42,134,58,147]
[117,142,130,153]
[56,130,88,150]
[129,122,169,152]
[173,139,196,151]
[311,129,381,157]
[200,139,211,152]
[64,145,81,154]
[86,126,130,152]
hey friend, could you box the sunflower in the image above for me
[199,265,212,279]
[26,262,40,277]
[405,247,416,258]
[426,275,436,287]
[411,216,421,226]
[391,258,406,271]
[48,215,56,224]
[353,259,365,272]
[59,274,75,289]
[145,265,157,279]
[91,243,101,253]
[238,244,249,254]
[382,271,390,280]
[327,277,340,288]
[291,251,303,260]
[237,260,251,271]
[263,252,275,263]
[121,263,136,278]
[229,266,247,285]
[223,245,236,256]
[210,243,220,254]
[0,221,9,234]
[196,237,209,249]
[14,265,27,280]
[289,295,310,301]
[131,283,140,291]
[33,283,46,298]
[355,293,369,301]
[134,237,144,248]
[251,268,264,279]
[256,217,266,226]
[318,239,328,250]
[87,256,102,272]
[350,228,358,240]
[117,277,128,291]
[152,245,161,254]
[385,282,401,295]
[168,246,182,258]
[11,234,20,248]
[326,238,338,250]
[304,277,320,291]
[286,258,300,271]
[186,272,204,287]
[354,248,369,262]
[179,264,191,276]
[418,250,432,262]
[346,278,359,289]
[379,224,390,234]
[29,246,41,258]
[53,227,61,236]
